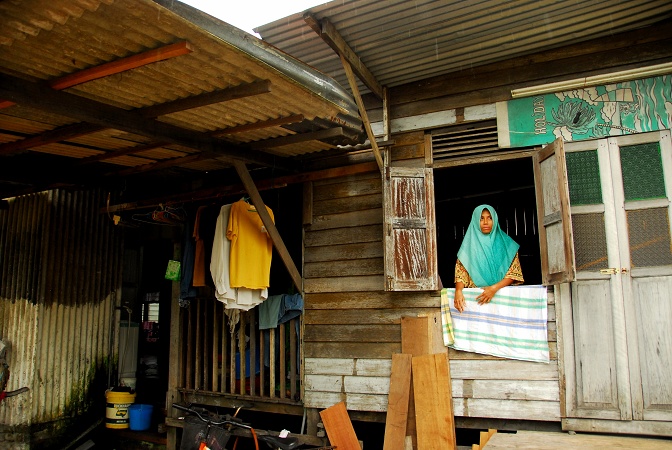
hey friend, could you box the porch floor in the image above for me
[483,430,672,449]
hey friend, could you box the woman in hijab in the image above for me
[454,204,524,312]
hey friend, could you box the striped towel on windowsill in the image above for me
[440,286,550,363]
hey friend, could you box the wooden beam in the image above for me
[0,72,285,169]
[76,141,172,165]
[340,54,384,171]
[103,160,380,213]
[0,81,270,158]
[109,153,206,176]
[383,86,391,141]
[213,114,305,135]
[138,79,272,118]
[0,41,193,109]
[50,41,193,90]
[0,123,104,156]
[250,127,352,149]
[232,160,303,293]
[304,13,383,99]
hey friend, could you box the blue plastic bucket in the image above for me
[128,404,153,431]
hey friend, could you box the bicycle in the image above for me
[172,403,302,450]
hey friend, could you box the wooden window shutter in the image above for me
[533,138,576,285]
[383,164,438,291]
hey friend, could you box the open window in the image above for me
[434,157,543,287]
[384,129,575,290]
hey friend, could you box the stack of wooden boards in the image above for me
[315,313,456,450]
[383,313,456,450]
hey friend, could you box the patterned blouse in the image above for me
[454,252,524,288]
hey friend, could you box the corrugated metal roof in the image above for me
[257,0,672,96]
[0,0,364,199]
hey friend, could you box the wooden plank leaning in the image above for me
[412,353,456,450]
[320,401,361,450]
[383,353,413,450]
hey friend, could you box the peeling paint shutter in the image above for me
[533,138,576,284]
[383,165,438,291]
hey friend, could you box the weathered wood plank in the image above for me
[305,291,440,309]
[305,358,355,375]
[452,379,560,402]
[304,241,384,263]
[413,354,456,449]
[305,374,343,393]
[482,430,672,449]
[304,224,382,247]
[305,391,390,412]
[453,398,560,421]
[448,342,558,361]
[304,324,399,342]
[383,354,412,450]
[308,208,383,231]
[304,342,401,359]
[313,194,382,216]
[449,360,559,381]
[303,275,384,293]
[304,257,383,278]
[305,308,438,325]
[313,170,380,187]
[345,375,391,395]
[305,358,392,376]
[313,176,382,201]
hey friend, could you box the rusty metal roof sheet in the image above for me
[0,0,364,199]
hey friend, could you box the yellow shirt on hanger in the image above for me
[226,199,274,289]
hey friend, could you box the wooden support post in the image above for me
[339,53,384,172]
[166,242,183,450]
[232,160,303,293]
[306,407,320,436]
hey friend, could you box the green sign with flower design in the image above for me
[497,75,672,148]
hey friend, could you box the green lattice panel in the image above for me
[566,150,602,205]
[620,143,666,201]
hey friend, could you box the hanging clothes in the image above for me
[179,214,198,305]
[210,203,267,310]
[226,199,274,290]
[192,205,207,287]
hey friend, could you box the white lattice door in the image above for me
[563,130,672,433]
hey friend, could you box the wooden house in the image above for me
[1,0,671,448]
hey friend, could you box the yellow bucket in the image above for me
[105,390,136,429]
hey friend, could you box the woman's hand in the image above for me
[476,285,498,304]
[476,277,515,305]
[454,282,466,312]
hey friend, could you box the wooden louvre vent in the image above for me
[431,120,500,166]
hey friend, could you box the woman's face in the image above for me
[479,209,493,234]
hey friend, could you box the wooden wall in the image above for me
[302,131,560,423]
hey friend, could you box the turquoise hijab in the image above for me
[457,204,519,287]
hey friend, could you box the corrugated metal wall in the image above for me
[0,189,123,428]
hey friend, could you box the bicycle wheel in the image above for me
[180,416,231,450]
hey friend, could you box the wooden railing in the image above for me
[177,297,300,402]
